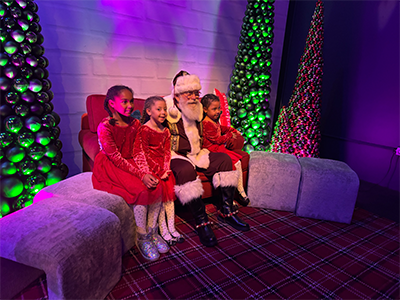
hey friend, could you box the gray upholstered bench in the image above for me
[247,151,359,224]
[34,172,135,253]
[247,151,301,212]
[0,172,136,299]
[0,198,122,300]
[295,156,359,224]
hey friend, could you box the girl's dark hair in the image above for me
[172,70,190,86]
[140,96,167,125]
[201,93,220,109]
[104,85,134,117]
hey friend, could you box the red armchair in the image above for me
[78,94,248,199]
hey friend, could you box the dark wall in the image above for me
[276,0,399,191]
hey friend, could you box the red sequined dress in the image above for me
[133,125,176,203]
[202,119,243,166]
[92,117,163,205]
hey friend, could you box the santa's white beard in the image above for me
[179,98,203,122]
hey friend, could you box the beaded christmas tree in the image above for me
[0,0,68,217]
[270,0,324,157]
[228,0,275,153]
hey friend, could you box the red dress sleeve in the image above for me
[133,126,156,178]
[203,120,233,145]
[163,129,172,174]
[97,119,144,178]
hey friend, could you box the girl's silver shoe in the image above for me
[150,227,170,254]
[136,232,160,261]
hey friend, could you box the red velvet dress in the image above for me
[202,119,243,166]
[92,117,163,205]
[133,125,176,203]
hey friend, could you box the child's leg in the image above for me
[165,201,184,243]
[133,205,147,235]
[133,205,159,261]
[158,203,174,244]
[148,202,169,253]
[234,160,248,198]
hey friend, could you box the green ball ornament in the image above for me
[244,143,254,153]
[35,131,51,146]
[248,112,256,122]
[13,78,29,93]
[29,144,45,160]
[25,116,42,132]
[18,131,35,147]
[0,132,14,147]
[46,168,63,186]
[1,161,17,175]
[6,146,26,163]
[237,108,247,119]
[18,159,37,175]
[250,137,259,147]
[25,173,46,194]
[45,144,58,158]
[5,115,23,133]
[37,158,52,173]
[241,119,250,129]
[14,104,29,117]
[251,120,261,130]
[4,40,18,54]
[245,128,255,138]
[1,177,24,198]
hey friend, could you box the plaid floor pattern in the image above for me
[15,206,399,300]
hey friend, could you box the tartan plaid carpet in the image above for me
[15,206,399,300]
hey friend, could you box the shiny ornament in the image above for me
[5,92,19,104]
[0,77,12,91]
[5,115,23,133]
[28,78,42,92]
[6,146,26,162]
[29,144,45,160]
[18,159,36,175]
[37,158,51,173]
[25,173,46,194]
[4,40,18,54]
[13,78,29,92]
[42,114,56,127]
[25,116,41,132]
[1,161,17,176]
[45,144,58,158]
[4,65,18,79]
[0,132,14,147]
[11,29,25,43]
[30,103,44,116]
[21,91,35,103]
[18,131,35,147]
[1,177,24,198]
[35,131,51,146]
[0,53,9,66]
[46,168,63,186]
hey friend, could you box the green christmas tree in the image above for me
[228,0,275,152]
[0,0,68,217]
[270,0,324,157]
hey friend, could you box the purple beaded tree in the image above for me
[0,0,68,217]
[270,0,324,157]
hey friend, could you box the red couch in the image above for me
[78,94,248,199]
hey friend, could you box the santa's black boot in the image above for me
[187,197,217,247]
[175,177,217,247]
[218,185,250,231]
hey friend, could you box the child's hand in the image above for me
[160,170,170,180]
[143,174,159,189]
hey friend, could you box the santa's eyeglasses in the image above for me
[182,90,201,97]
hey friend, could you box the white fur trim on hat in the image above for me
[174,74,202,95]
[174,177,204,205]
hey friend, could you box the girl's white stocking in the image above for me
[165,201,180,237]
[235,160,248,198]
[147,201,162,230]
[133,205,147,235]
[158,203,173,240]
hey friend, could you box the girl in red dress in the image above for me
[135,96,184,246]
[92,86,169,262]
[201,94,250,206]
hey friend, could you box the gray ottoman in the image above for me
[0,198,122,300]
[34,172,135,253]
[247,151,301,212]
[295,157,359,224]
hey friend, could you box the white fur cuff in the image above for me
[174,177,204,205]
[212,170,239,189]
